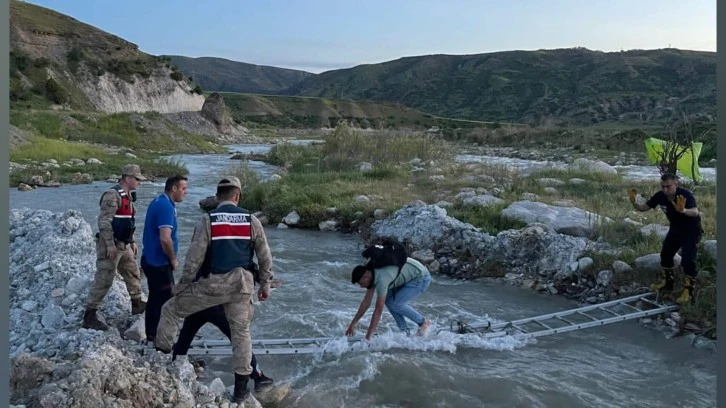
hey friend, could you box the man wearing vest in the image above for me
[154,176,274,405]
[82,164,148,331]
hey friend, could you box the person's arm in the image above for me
[365,295,387,341]
[177,215,210,287]
[159,228,177,268]
[157,203,178,268]
[677,193,701,217]
[346,288,375,336]
[251,215,273,292]
[632,190,658,212]
[98,190,118,249]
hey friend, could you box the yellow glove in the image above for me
[628,188,637,204]
[673,195,686,212]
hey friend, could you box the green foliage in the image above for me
[170,71,184,81]
[9,110,224,153]
[287,48,716,126]
[8,138,189,186]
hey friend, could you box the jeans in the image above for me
[141,256,175,339]
[384,273,432,333]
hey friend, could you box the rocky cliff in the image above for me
[9,0,205,114]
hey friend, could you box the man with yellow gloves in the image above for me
[628,173,703,304]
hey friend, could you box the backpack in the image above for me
[361,237,408,270]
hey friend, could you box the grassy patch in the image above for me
[10,109,225,154]
[234,123,452,226]
[9,137,189,186]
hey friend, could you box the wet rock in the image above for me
[318,220,337,232]
[18,183,32,191]
[283,211,300,226]
[70,172,93,185]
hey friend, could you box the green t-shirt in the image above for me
[373,257,428,298]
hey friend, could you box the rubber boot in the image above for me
[650,267,675,292]
[131,298,147,315]
[233,373,251,403]
[81,308,109,331]
[676,275,695,305]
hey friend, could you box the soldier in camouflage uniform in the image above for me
[155,176,274,404]
[82,164,148,330]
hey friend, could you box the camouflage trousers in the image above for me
[155,268,255,376]
[86,239,142,309]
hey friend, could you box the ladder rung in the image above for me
[577,311,598,321]
[510,324,527,333]
[556,316,575,325]
[533,320,553,330]
[637,297,663,308]
[598,307,621,317]
[618,302,642,313]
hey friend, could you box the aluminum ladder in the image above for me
[184,291,677,356]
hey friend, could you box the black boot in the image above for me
[233,373,251,403]
[81,308,109,331]
[254,371,274,392]
[131,298,147,314]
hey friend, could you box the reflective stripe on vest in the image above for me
[210,212,252,241]
[206,204,255,274]
[102,184,136,243]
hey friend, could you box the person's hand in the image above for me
[171,259,179,270]
[130,242,138,257]
[673,195,686,212]
[106,245,117,260]
[258,286,270,302]
[345,323,356,337]
[628,188,638,204]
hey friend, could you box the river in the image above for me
[9,144,717,407]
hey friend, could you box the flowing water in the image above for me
[9,144,717,407]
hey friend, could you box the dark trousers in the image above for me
[141,256,175,339]
[173,305,262,379]
[661,227,702,278]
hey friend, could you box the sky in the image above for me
[22,0,717,74]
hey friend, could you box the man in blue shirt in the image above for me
[629,173,704,304]
[141,175,188,341]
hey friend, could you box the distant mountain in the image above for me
[284,48,717,125]
[167,55,314,95]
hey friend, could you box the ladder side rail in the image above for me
[503,305,679,341]
[467,292,661,331]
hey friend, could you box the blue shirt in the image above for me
[142,193,178,267]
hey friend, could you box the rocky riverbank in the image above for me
[8,208,264,408]
[365,202,717,349]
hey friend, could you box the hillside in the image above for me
[168,55,313,94]
[285,48,717,125]
[219,92,503,130]
[9,0,205,113]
